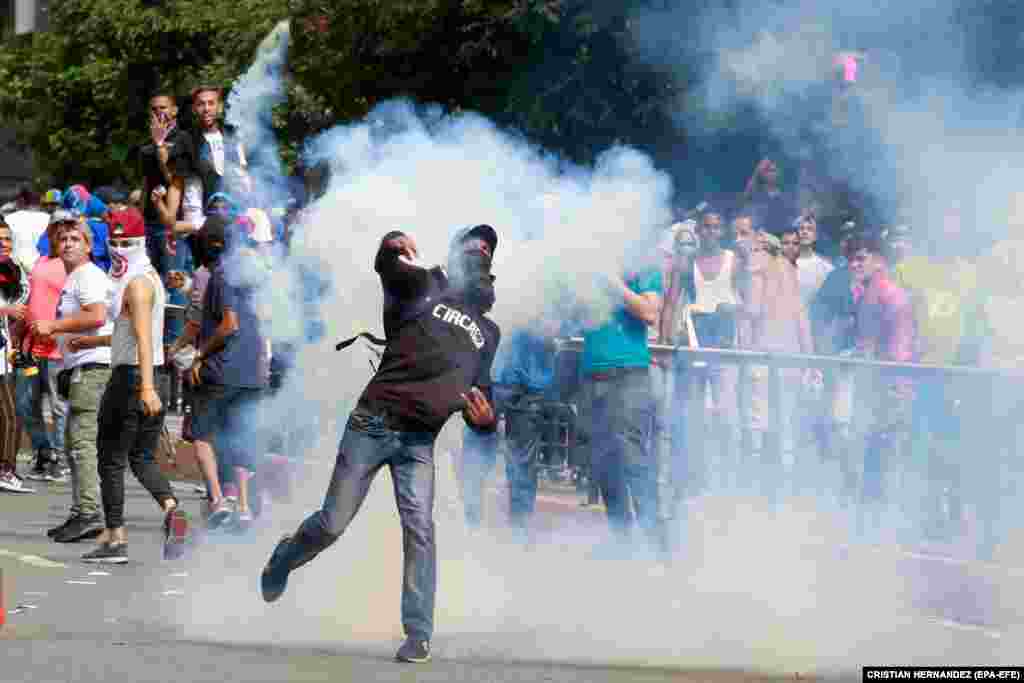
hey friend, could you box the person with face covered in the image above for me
[79,209,186,563]
[186,215,270,531]
[260,225,501,664]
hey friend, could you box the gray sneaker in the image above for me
[82,542,128,564]
[206,499,235,529]
[44,459,68,483]
[395,638,431,663]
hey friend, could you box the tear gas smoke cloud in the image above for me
[158,14,1023,677]
[629,0,1024,243]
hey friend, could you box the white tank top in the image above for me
[111,271,166,368]
[693,249,738,312]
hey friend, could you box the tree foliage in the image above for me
[0,0,290,186]
[0,0,694,188]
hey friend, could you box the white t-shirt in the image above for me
[182,176,205,228]
[203,131,226,176]
[203,130,248,177]
[245,208,274,243]
[797,252,834,306]
[57,262,114,369]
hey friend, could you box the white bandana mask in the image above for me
[109,238,153,318]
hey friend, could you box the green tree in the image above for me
[0,0,290,187]
[288,1,683,165]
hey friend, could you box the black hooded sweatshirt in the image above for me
[357,231,500,434]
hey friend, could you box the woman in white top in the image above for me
[0,220,33,493]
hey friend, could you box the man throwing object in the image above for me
[261,225,501,664]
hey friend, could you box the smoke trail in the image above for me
[226,20,291,212]
[628,0,1024,240]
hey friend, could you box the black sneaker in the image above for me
[47,514,76,538]
[82,542,128,564]
[44,459,68,483]
[24,453,48,481]
[395,637,431,664]
[261,535,294,603]
[53,514,104,543]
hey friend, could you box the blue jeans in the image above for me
[585,367,656,538]
[286,408,437,640]
[460,426,497,528]
[14,359,67,457]
[164,237,192,344]
[190,383,266,476]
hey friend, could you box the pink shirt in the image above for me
[856,270,915,362]
[26,256,68,360]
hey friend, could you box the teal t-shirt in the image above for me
[581,269,662,374]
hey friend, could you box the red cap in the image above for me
[107,208,146,239]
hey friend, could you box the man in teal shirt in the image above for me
[580,267,662,548]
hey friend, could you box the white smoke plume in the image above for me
[156,13,1022,678]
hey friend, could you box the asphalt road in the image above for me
[1,454,1021,682]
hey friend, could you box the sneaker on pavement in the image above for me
[47,515,76,538]
[82,542,128,564]
[206,499,235,530]
[0,469,35,494]
[53,514,104,543]
[44,459,68,483]
[163,508,191,561]
[261,535,294,603]
[24,455,48,481]
[395,638,432,664]
[231,509,254,535]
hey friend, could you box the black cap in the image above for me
[450,224,498,254]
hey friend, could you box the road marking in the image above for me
[87,571,110,577]
[65,580,96,585]
[161,589,185,597]
[0,548,67,569]
[168,572,188,578]
[928,617,1003,639]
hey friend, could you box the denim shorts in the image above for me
[190,383,265,472]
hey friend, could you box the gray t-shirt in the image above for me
[198,264,268,388]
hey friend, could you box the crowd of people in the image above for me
[0,82,1021,664]
[0,85,300,564]
[458,157,1023,565]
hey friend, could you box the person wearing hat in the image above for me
[261,224,501,664]
[81,208,187,563]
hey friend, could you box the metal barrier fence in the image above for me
[555,337,1023,378]
[549,337,1022,559]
